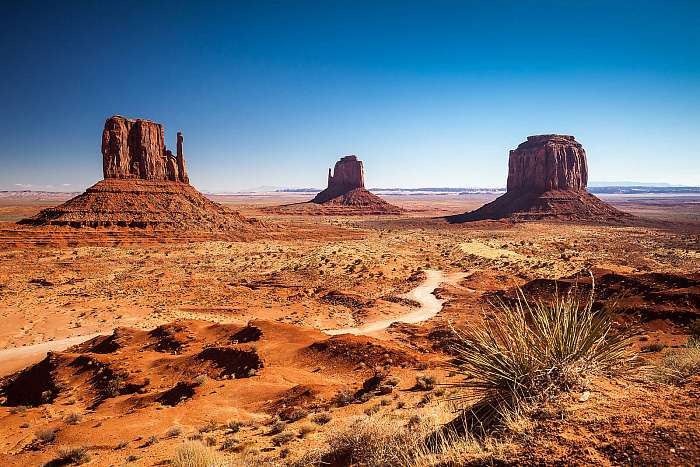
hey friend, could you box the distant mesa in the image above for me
[312,155,366,203]
[449,134,630,222]
[309,155,402,214]
[19,116,261,233]
[269,155,402,215]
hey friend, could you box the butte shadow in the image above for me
[270,155,403,215]
[19,116,264,235]
[447,135,634,224]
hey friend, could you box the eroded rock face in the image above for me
[448,134,630,223]
[327,155,365,192]
[102,116,188,183]
[507,135,588,193]
[312,155,368,204]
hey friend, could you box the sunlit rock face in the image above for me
[102,116,189,183]
[507,135,588,193]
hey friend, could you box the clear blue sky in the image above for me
[1,1,698,191]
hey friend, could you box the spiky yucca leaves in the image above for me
[448,279,637,426]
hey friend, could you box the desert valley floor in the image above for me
[0,192,698,466]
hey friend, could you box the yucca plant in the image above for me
[448,276,638,426]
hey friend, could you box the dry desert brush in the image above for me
[448,277,638,426]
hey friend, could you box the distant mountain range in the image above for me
[3,182,700,198]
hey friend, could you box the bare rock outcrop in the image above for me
[102,116,189,183]
[312,155,366,203]
[507,135,587,192]
[450,135,629,223]
[20,116,259,232]
[295,155,402,214]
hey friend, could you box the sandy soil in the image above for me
[0,193,698,466]
[325,270,466,336]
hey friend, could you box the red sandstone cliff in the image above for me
[450,135,628,222]
[102,116,188,183]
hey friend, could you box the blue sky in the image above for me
[1,1,698,191]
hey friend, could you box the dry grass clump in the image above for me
[171,441,219,467]
[653,339,700,385]
[310,412,332,425]
[35,428,57,443]
[268,419,287,434]
[291,407,502,467]
[64,412,82,425]
[415,374,437,390]
[272,431,296,446]
[641,342,666,353]
[448,279,637,426]
[55,446,90,465]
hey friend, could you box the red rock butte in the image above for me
[102,116,189,183]
[449,134,629,222]
[19,116,261,234]
[307,155,402,214]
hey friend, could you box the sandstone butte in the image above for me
[450,134,630,222]
[19,116,261,233]
[308,155,403,214]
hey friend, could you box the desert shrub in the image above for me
[299,423,315,437]
[641,342,666,353]
[283,408,308,422]
[172,441,219,467]
[205,435,216,447]
[292,409,503,467]
[64,412,82,425]
[198,419,218,433]
[332,389,354,407]
[143,435,158,446]
[448,279,637,426]
[384,376,401,387]
[104,375,125,397]
[653,344,700,385]
[193,374,208,386]
[10,405,28,414]
[310,412,332,425]
[56,446,90,465]
[220,437,241,452]
[35,428,56,443]
[167,426,183,437]
[272,431,296,446]
[364,404,381,416]
[268,419,287,435]
[415,375,437,391]
[226,420,242,432]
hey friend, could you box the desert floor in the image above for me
[0,193,698,466]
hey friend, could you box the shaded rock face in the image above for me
[327,155,365,192]
[507,135,587,193]
[102,116,189,183]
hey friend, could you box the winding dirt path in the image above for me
[325,269,466,336]
[0,333,102,376]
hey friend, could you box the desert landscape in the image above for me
[0,119,698,467]
[2,3,699,466]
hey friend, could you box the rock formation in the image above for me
[507,135,587,192]
[450,135,629,222]
[277,155,402,214]
[20,116,260,233]
[102,116,189,183]
[312,155,366,203]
